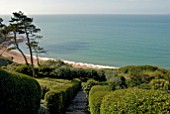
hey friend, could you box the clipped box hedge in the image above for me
[89,85,112,114]
[89,85,112,96]
[100,88,170,114]
[45,90,63,114]
[0,69,41,114]
[44,78,81,114]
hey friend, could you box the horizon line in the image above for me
[1,13,170,16]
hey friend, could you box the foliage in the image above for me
[89,85,112,114]
[45,90,63,114]
[150,79,170,91]
[37,78,81,114]
[8,60,107,81]
[100,88,170,114]
[82,79,98,97]
[10,11,43,77]
[89,91,110,114]
[0,56,13,66]
[14,64,32,76]
[89,85,112,96]
[0,68,41,114]
[118,65,170,87]
[138,83,151,90]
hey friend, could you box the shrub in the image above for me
[119,65,170,87]
[138,83,151,90]
[89,85,112,114]
[119,65,158,74]
[89,91,110,114]
[37,65,54,77]
[0,69,41,114]
[44,78,81,114]
[14,64,32,76]
[54,66,73,79]
[100,88,170,114]
[0,56,13,66]
[82,79,98,97]
[45,90,63,114]
[150,79,170,91]
[89,85,112,96]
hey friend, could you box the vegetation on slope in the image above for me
[101,88,170,114]
[0,56,13,66]
[36,77,81,114]
[0,68,41,114]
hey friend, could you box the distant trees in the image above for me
[0,11,45,77]
[0,18,10,55]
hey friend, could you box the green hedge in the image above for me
[44,79,81,114]
[82,79,98,97]
[0,69,41,114]
[89,85,112,96]
[45,90,63,114]
[101,88,170,114]
[89,85,112,114]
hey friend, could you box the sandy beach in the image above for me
[0,48,119,69]
[0,48,38,64]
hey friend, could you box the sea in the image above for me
[1,14,170,68]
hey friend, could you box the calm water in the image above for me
[1,15,170,68]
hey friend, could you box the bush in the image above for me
[0,69,41,114]
[0,56,13,66]
[119,65,170,87]
[54,66,73,79]
[100,88,170,114]
[119,65,158,74]
[89,91,110,114]
[138,83,151,90]
[14,64,32,76]
[89,85,112,96]
[44,78,81,114]
[82,79,98,97]
[150,79,170,91]
[45,90,63,114]
[89,85,112,114]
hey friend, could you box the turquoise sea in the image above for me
[1,15,170,68]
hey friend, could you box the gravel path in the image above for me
[65,88,88,114]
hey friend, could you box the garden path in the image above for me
[65,88,88,114]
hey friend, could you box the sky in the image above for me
[0,0,170,15]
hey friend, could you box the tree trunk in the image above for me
[36,53,40,66]
[13,31,29,65]
[25,30,35,77]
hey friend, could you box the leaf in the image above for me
[7,47,17,51]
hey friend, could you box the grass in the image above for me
[36,77,72,90]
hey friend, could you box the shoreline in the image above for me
[0,49,119,69]
[39,56,119,69]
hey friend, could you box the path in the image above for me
[65,88,88,114]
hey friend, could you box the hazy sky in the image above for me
[0,0,170,14]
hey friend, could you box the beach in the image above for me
[0,48,119,69]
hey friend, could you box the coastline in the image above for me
[40,57,119,69]
[0,49,119,69]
